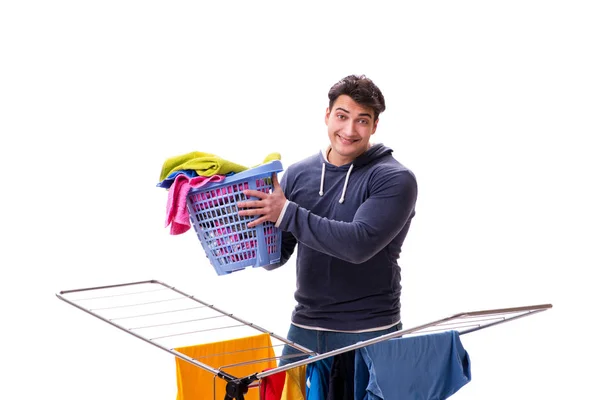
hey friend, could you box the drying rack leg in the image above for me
[224,381,246,400]
[225,377,255,400]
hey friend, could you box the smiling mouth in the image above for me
[337,134,358,144]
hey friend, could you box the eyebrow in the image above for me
[335,107,373,119]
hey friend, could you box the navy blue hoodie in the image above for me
[276,143,418,331]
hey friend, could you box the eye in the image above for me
[337,114,347,120]
[358,119,368,124]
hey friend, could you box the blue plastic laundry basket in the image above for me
[186,160,284,275]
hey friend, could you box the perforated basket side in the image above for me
[186,161,283,275]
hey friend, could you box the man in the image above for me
[237,74,418,365]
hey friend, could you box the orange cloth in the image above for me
[175,333,276,400]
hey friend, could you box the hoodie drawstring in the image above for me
[319,162,354,204]
[339,164,353,204]
[319,163,325,196]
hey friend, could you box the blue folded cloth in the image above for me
[157,170,199,188]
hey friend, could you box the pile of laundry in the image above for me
[157,151,281,235]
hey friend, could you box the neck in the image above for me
[326,143,372,165]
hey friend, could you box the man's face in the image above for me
[325,94,378,166]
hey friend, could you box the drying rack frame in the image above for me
[56,279,552,400]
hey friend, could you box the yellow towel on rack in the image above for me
[159,151,282,182]
[281,365,306,400]
[175,333,276,400]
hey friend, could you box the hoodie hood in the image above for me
[319,143,393,203]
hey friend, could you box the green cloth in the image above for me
[257,152,282,165]
[159,151,281,182]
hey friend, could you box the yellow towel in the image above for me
[159,152,281,182]
[174,333,276,400]
[258,152,281,165]
[281,365,307,400]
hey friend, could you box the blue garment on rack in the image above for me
[354,330,471,400]
[306,357,333,400]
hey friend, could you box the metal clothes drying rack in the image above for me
[56,279,552,400]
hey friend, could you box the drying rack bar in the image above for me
[56,279,315,383]
[57,279,552,400]
[256,302,552,379]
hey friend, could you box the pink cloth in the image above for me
[165,174,225,235]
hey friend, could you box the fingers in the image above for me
[241,189,268,200]
[236,174,282,226]
[241,174,280,200]
[246,216,267,228]
[234,208,263,227]
[237,206,264,216]
[237,199,261,209]
[237,188,266,211]
[272,173,280,190]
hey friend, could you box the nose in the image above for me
[341,120,354,136]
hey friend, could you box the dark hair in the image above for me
[328,74,386,120]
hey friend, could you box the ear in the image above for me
[324,107,330,125]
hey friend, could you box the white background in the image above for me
[1,1,598,399]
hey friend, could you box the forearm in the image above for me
[279,202,410,264]
[278,171,417,263]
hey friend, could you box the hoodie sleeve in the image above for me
[278,168,417,264]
